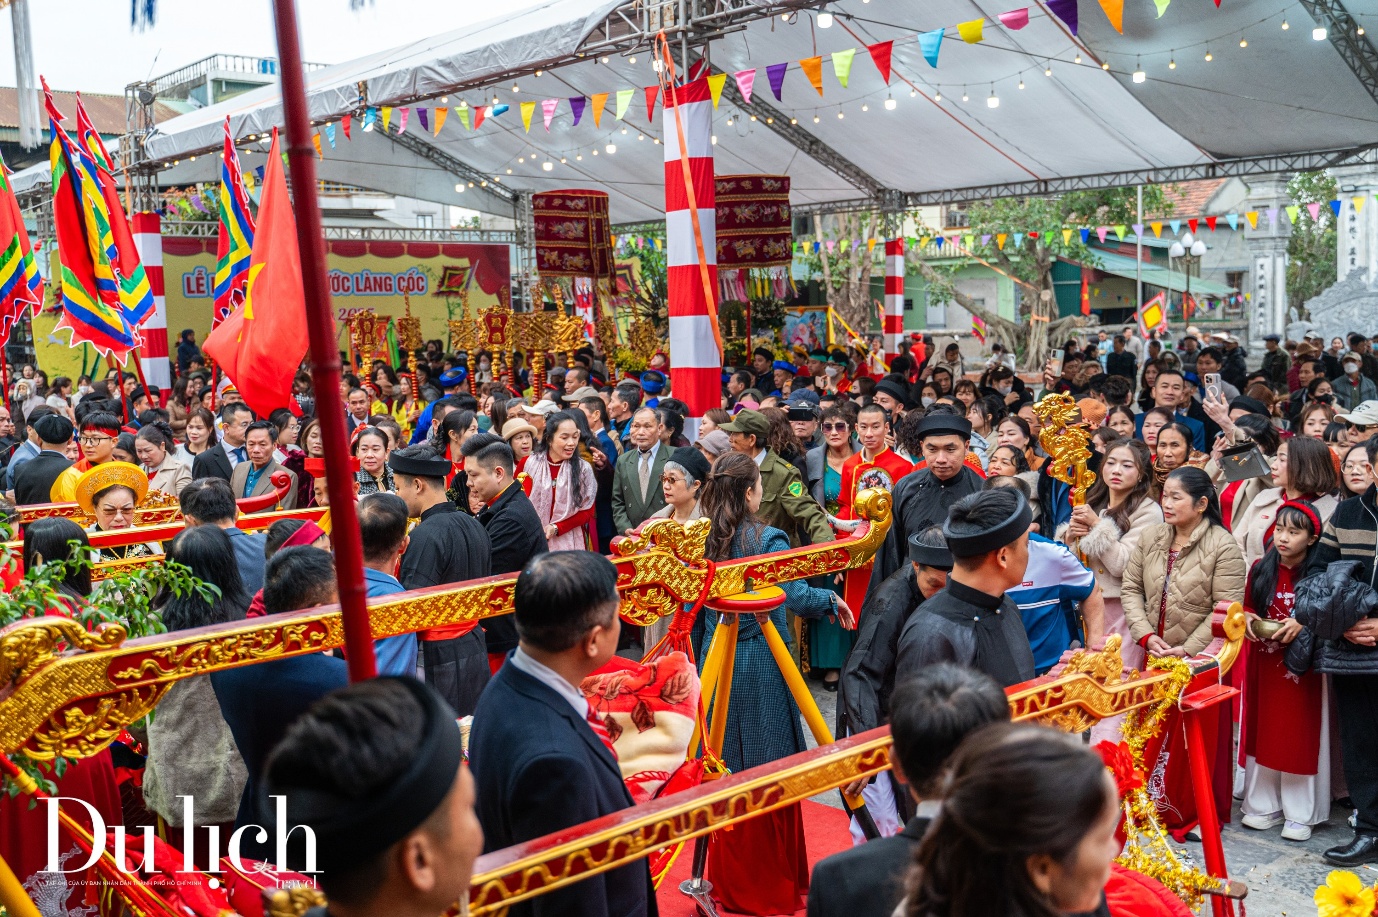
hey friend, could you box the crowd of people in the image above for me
[7,319,1378,917]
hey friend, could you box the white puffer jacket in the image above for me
[1056,496,1163,599]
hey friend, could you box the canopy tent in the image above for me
[14,0,1378,224]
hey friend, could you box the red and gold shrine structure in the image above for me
[0,488,1248,917]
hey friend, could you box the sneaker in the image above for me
[1241,812,1285,830]
[1282,821,1312,842]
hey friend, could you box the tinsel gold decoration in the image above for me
[1116,656,1219,910]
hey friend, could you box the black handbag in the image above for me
[1219,442,1273,483]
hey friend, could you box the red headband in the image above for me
[1278,499,1322,535]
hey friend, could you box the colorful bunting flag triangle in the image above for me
[1225,213,1238,230]
[734,69,756,103]
[614,89,634,120]
[1098,0,1124,34]
[592,93,609,127]
[999,8,1029,29]
[707,73,727,108]
[1062,228,1073,245]
[1356,196,1367,213]
[957,19,984,43]
[919,29,943,68]
[800,56,824,95]
[520,101,536,132]
[1047,0,1078,33]
[645,85,659,121]
[831,48,856,88]
[766,62,788,100]
[1150,222,1163,237]
[541,98,558,131]
[867,41,894,84]
[433,107,446,134]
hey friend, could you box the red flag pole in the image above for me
[270,0,375,681]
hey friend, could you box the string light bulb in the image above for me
[454,183,465,193]
[1074,53,1082,63]
[884,94,896,110]
[512,84,520,92]
[541,161,553,171]
[1313,26,1327,40]
[750,114,758,122]
[1018,76,1025,89]
[813,114,820,123]
[817,10,833,28]
[790,116,798,124]
[837,109,844,119]
[560,157,566,163]
[605,142,616,154]
[1358,26,1366,36]
[711,134,718,144]
[1168,53,1176,69]
[1045,65,1053,76]
[726,116,734,125]
[535,69,543,76]
[1204,47,1213,61]
[961,86,969,102]
[1133,57,1145,82]
[576,153,583,160]
[934,91,942,101]
[1101,60,1110,70]
[1239,36,1248,47]
[986,86,999,108]
[861,102,869,111]
[1281,18,1289,29]
[628,56,637,63]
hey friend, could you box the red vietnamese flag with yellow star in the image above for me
[203,129,307,417]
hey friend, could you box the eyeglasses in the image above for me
[660,474,686,484]
[80,435,113,447]
[823,422,850,432]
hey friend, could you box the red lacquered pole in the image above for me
[269,0,375,680]
[1183,706,1233,917]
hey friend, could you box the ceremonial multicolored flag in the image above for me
[45,84,139,357]
[213,117,256,329]
[1079,269,1091,316]
[0,151,44,344]
[73,91,154,328]
[203,129,308,418]
[970,312,987,345]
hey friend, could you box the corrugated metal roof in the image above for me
[1086,248,1236,297]
[0,87,180,133]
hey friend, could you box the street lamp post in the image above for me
[1168,232,1208,322]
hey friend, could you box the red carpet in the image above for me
[655,800,855,917]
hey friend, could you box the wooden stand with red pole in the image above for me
[270,0,375,681]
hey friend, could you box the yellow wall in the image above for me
[161,238,511,353]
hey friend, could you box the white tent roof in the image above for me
[17,0,1378,222]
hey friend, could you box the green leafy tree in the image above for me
[798,212,881,337]
[625,236,669,334]
[1285,171,1338,315]
[951,187,1172,369]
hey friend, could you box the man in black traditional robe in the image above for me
[867,408,982,591]
[391,444,493,716]
[896,486,1036,688]
[837,525,952,837]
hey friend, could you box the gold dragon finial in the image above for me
[1031,392,1096,506]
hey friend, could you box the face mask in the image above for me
[1346,363,1360,374]
[996,383,1013,395]
[825,365,840,377]
[479,360,491,370]
[78,385,92,395]
[921,396,936,408]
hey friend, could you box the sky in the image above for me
[0,0,547,95]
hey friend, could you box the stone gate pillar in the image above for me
[1242,177,1291,341]
[1332,165,1378,286]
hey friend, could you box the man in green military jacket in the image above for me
[718,409,833,547]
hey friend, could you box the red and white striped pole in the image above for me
[664,76,720,434]
[132,212,170,400]
[883,238,905,364]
